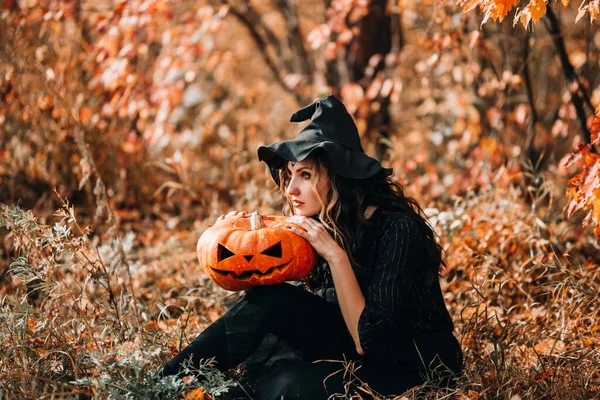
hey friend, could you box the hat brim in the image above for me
[257,138,392,185]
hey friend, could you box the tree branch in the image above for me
[275,0,313,79]
[544,4,593,144]
[220,0,309,104]
[389,0,403,54]
[522,31,540,166]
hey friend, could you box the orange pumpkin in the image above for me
[197,211,317,291]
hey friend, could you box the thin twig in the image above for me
[544,5,594,145]
[522,31,540,167]
[0,372,94,396]
[275,0,313,78]
[219,0,309,105]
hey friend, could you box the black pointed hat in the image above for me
[257,94,392,184]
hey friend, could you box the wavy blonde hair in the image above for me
[278,156,354,260]
[277,152,443,285]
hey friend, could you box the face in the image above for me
[285,159,330,217]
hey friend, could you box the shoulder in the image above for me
[373,211,422,236]
[366,213,427,267]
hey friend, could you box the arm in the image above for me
[286,215,423,357]
[356,217,422,357]
[326,251,366,355]
[286,216,365,353]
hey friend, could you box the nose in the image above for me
[244,255,254,262]
[286,176,299,197]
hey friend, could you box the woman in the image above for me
[161,95,462,398]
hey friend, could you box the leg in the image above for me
[254,359,429,400]
[160,315,228,377]
[232,284,356,363]
[253,360,352,400]
[161,283,355,377]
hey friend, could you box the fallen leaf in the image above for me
[184,387,206,400]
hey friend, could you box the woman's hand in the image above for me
[217,210,248,221]
[286,216,346,264]
[211,210,248,227]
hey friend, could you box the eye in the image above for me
[261,242,282,258]
[301,172,312,179]
[217,244,235,261]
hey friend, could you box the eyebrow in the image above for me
[286,163,313,173]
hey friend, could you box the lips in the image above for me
[210,259,293,280]
[292,200,304,207]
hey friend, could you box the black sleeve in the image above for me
[357,216,424,357]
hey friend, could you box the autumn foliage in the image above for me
[1,0,600,399]
[462,0,600,26]
[563,108,600,236]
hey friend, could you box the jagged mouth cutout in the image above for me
[210,241,294,280]
[210,259,293,280]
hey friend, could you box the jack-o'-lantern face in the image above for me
[197,211,317,291]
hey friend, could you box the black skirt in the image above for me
[161,283,462,399]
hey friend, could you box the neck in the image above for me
[364,205,378,219]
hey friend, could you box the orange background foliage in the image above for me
[1,0,599,398]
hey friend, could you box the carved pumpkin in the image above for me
[197,211,317,291]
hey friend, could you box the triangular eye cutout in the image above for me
[261,242,282,258]
[217,244,235,261]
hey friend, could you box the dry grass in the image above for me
[1,1,599,399]
[1,167,599,399]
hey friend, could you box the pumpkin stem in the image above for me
[250,211,265,230]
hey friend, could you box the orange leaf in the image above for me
[591,109,600,145]
[490,0,518,21]
[566,153,600,235]
[467,390,480,399]
[589,2,600,22]
[461,0,482,14]
[516,8,531,28]
[184,387,207,400]
[528,0,547,23]
[462,0,517,22]
[534,368,554,381]
[591,186,600,230]
[534,338,565,355]
[79,107,92,124]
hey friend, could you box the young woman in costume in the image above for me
[161,95,462,398]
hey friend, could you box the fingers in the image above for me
[286,216,326,238]
[285,216,336,261]
[287,216,322,230]
[286,224,307,238]
[217,210,248,221]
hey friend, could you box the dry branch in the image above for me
[275,0,314,78]
[522,31,540,166]
[218,0,310,105]
[544,4,594,145]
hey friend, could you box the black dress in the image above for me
[161,209,463,399]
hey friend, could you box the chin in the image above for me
[294,208,319,217]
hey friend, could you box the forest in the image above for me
[1,0,599,398]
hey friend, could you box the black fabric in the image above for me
[254,349,458,400]
[161,283,357,377]
[306,209,457,366]
[161,282,461,399]
[161,209,463,398]
[353,211,456,363]
[257,95,393,183]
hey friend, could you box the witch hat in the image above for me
[258,94,392,183]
